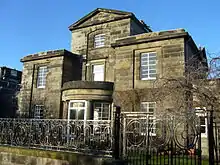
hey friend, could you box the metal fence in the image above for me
[0,118,113,155]
[0,108,220,165]
[119,112,202,165]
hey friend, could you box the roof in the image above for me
[68,8,152,32]
[20,49,80,62]
[0,66,21,72]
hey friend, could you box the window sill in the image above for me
[90,46,110,50]
[141,78,156,80]
[37,86,46,89]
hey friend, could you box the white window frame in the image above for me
[68,100,87,121]
[195,107,208,137]
[94,34,105,48]
[141,102,156,136]
[92,64,105,81]
[93,102,111,120]
[34,105,44,119]
[37,66,47,88]
[140,52,157,80]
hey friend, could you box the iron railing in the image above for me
[120,112,202,165]
[0,118,113,156]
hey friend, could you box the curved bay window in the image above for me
[67,100,111,121]
[93,102,111,120]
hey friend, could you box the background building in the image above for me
[0,66,22,117]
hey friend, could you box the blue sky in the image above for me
[1,0,220,70]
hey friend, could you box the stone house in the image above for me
[19,8,208,121]
[0,66,22,117]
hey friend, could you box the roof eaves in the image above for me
[20,49,80,63]
[111,32,188,47]
[97,8,133,15]
[68,8,133,31]
[69,15,131,31]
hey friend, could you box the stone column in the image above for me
[62,101,69,119]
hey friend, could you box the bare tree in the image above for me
[151,52,220,116]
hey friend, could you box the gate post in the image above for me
[113,106,121,159]
[208,107,215,165]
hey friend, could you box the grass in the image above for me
[127,154,209,165]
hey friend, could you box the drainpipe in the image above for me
[132,50,136,112]
[132,50,135,89]
[28,64,35,118]
[85,32,90,81]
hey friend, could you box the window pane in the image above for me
[70,102,85,108]
[149,70,156,74]
[149,65,156,70]
[149,60,156,65]
[141,103,147,109]
[200,116,206,125]
[141,67,149,71]
[149,103,156,107]
[69,102,74,108]
[94,110,99,120]
[141,53,149,58]
[103,104,109,111]
[93,65,104,72]
[149,74,156,78]
[148,108,154,113]
[78,109,85,120]
[201,126,206,133]
[141,70,148,75]
[69,110,76,119]
[93,73,104,81]
[149,53,156,57]
[102,113,109,120]
[141,59,148,64]
[78,102,85,107]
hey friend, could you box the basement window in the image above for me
[141,102,156,135]
[195,107,207,137]
[34,105,44,119]
[94,34,105,48]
